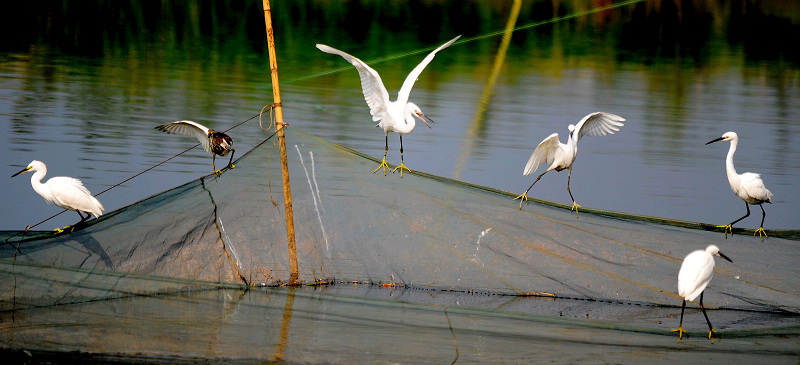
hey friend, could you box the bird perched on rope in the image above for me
[12,160,104,234]
[706,131,773,241]
[155,120,235,176]
[514,112,625,217]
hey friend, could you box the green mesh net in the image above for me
[1,127,799,362]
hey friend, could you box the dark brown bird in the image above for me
[156,120,235,175]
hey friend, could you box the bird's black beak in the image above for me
[11,167,31,177]
[415,111,434,129]
[718,251,733,263]
[706,136,725,145]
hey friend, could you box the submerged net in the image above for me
[1,127,799,362]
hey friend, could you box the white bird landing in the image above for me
[316,35,461,177]
[12,160,104,234]
[706,131,773,241]
[671,244,733,343]
[514,112,625,217]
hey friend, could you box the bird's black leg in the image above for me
[55,211,86,235]
[567,167,580,217]
[671,299,687,342]
[513,171,549,209]
[392,134,411,177]
[374,135,390,176]
[227,148,236,169]
[729,202,751,227]
[719,202,750,238]
[754,204,768,241]
[698,292,720,342]
[399,135,404,164]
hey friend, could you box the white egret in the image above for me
[156,120,235,176]
[706,132,773,241]
[514,112,625,217]
[671,244,732,343]
[316,35,461,177]
[12,160,104,233]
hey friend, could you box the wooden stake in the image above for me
[263,0,299,285]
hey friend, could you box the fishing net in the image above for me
[1,127,799,363]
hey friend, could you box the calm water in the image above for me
[1,0,799,230]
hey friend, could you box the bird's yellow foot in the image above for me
[213,170,223,177]
[670,326,686,342]
[716,224,733,238]
[53,225,75,235]
[229,163,236,169]
[571,201,581,218]
[708,329,720,343]
[392,162,411,178]
[373,157,390,176]
[754,227,767,242]
[513,192,529,209]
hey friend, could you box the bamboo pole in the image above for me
[263,0,299,285]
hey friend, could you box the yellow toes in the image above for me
[716,224,733,238]
[754,227,767,242]
[53,225,74,235]
[392,163,411,178]
[513,192,529,209]
[708,329,720,343]
[670,327,686,342]
[373,158,390,176]
[571,201,581,218]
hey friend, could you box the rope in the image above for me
[259,102,282,132]
[8,0,648,236]
[287,0,648,84]
[8,106,280,238]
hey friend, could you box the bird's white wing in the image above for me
[156,120,213,153]
[677,251,714,301]
[739,172,774,203]
[316,44,391,123]
[573,112,625,142]
[523,133,561,175]
[396,35,461,106]
[47,176,105,217]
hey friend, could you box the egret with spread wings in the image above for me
[317,35,460,177]
[514,112,625,217]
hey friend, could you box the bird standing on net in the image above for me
[671,244,732,343]
[316,35,461,177]
[514,112,625,217]
[706,131,773,241]
[12,160,104,234]
[155,120,235,176]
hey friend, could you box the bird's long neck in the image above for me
[567,132,578,157]
[402,112,417,132]
[30,169,48,199]
[726,139,739,185]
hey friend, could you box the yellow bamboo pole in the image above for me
[263,0,299,285]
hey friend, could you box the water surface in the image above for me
[1,0,799,230]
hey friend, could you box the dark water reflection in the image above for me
[1,0,799,230]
